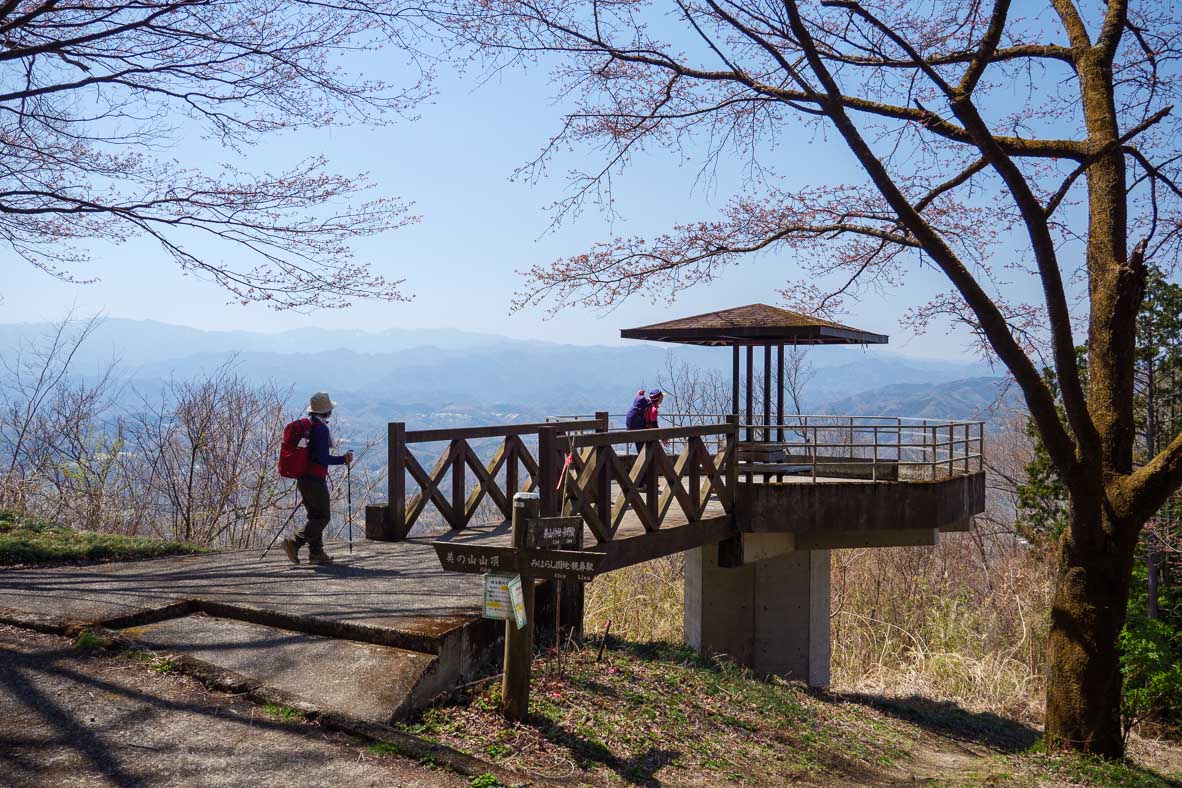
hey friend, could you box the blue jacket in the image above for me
[305,416,346,479]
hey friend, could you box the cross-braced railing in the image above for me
[559,422,738,544]
[384,417,607,538]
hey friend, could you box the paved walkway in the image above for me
[0,533,509,724]
[0,533,489,643]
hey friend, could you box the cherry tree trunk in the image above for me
[1044,491,1138,757]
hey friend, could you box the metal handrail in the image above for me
[550,412,985,480]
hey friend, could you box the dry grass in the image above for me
[585,527,1055,728]
[830,532,1053,725]
[585,554,686,643]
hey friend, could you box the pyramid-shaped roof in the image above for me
[620,303,887,346]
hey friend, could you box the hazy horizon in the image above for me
[0,314,999,366]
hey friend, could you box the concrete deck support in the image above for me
[684,544,830,687]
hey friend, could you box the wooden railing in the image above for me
[374,415,739,543]
[382,416,607,539]
[559,421,738,544]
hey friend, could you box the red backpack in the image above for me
[278,417,313,479]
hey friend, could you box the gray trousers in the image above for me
[295,477,331,550]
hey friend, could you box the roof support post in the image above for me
[763,344,772,443]
[731,344,740,418]
[777,345,785,443]
[745,345,754,443]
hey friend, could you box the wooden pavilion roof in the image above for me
[620,303,888,347]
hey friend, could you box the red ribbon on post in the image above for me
[557,452,573,490]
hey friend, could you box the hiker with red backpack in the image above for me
[278,392,353,565]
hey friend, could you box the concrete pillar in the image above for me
[684,543,830,687]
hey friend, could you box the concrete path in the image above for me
[125,615,441,721]
[0,624,465,787]
[0,533,507,724]
[0,535,486,643]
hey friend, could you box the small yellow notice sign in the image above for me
[482,572,515,620]
[507,575,527,630]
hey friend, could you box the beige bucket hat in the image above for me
[307,392,336,414]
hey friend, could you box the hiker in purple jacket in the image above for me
[626,388,664,453]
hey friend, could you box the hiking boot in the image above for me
[308,549,334,565]
[282,537,301,565]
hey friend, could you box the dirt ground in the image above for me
[4,621,1182,787]
[0,624,465,787]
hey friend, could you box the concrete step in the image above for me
[123,613,444,721]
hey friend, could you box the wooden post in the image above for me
[594,413,611,525]
[502,492,539,721]
[451,439,466,529]
[540,425,583,639]
[646,443,660,526]
[539,427,559,517]
[386,422,407,540]
[505,436,519,499]
[725,415,739,509]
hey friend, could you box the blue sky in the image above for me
[4,47,1016,360]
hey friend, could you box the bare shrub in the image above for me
[124,363,294,546]
[0,315,107,513]
[0,318,384,549]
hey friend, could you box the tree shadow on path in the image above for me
[832,691,1041,753]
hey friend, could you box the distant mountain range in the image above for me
[0,318,1014,435]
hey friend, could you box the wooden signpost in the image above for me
[431,494,600,720]
[433,542,602,583]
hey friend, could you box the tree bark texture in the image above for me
[1045,490,1138,757]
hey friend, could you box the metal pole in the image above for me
[347,463,353,555]
[732,345,740,419]
[811,425,818,481]
[872,426,878,482]
[260,497,303,560]
[897,417,902,464]
[776,344,785,443]
[979,422,985,471]
[928,423,934,479]
[745,345,754,443]
[763,344,772,444]
[948,424,954,476]
[963,423,970,474]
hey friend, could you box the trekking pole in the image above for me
[346,462,353,555]
[261,497,304,560]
